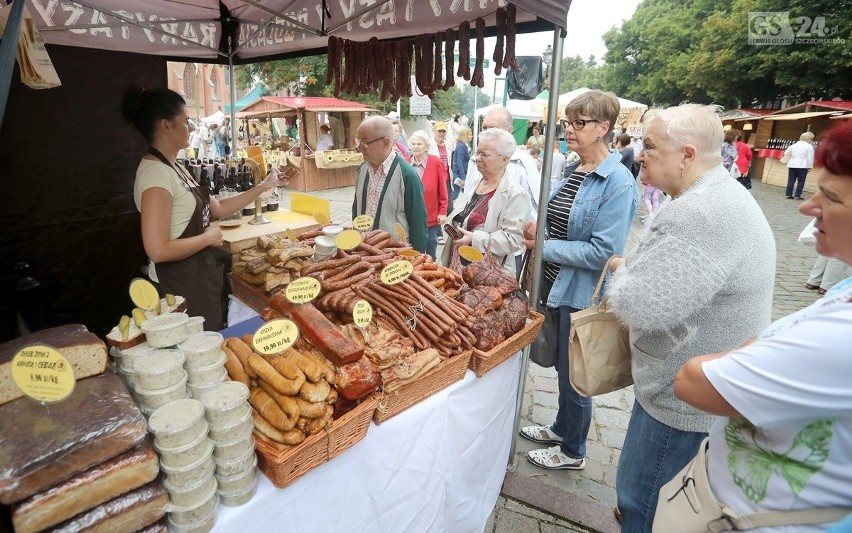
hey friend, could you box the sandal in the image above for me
[818,288,827,295]
[805,283,820,290]
[520,425,563,445]
[527,446,586,470]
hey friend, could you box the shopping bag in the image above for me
[0,5,61,90]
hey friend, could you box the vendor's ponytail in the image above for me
[121,85,185,143]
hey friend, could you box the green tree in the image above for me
[558,55,604,93]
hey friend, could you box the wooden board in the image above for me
[212,209,320,254]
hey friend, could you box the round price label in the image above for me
[396,249,419,258]
[129,278,159,311]
[459,245,484,262]
[252,319,299,355]
[395,223,407,242]
[336,229,362,251]
[285,228,298,242]
[313,212,330,225]
[11,345,76,404]
[381,260,414,285]
[352,215,374,231]
[285,277,321,304]
[352,300,373,328]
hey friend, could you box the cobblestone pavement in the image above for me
[283,179,822,532]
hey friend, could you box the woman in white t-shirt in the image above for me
[122,86,286,329]
[672,122,852,532]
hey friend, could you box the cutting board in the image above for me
[213,209,319,254]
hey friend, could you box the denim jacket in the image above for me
[544,150,638,309]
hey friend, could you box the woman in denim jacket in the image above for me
[520,90,638,470]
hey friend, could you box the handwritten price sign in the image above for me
[352,299,373,328]
[352,215,374,231]
[381,260,414,285]
[11,344,76,403]
[285,277,321,304]
[252,319,299,355]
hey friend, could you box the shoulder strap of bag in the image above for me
[591,256,618,304]
[714,506,851,532]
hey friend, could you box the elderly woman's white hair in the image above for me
[408,129,431,146]
[478,128,516,157]
[643,104,724,159]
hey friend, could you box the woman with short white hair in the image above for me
[441,128,529,276]
[784,131,815,199]
[605,104,777,532]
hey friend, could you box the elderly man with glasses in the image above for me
[352,116,428,253]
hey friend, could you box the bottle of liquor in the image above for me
[200,165,211,194]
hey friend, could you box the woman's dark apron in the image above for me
[148,149,224,330]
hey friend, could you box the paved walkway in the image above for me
[281,179,822,533]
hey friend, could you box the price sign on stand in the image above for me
[352,215,374,231]
[252,319,299,355]
[129,278,159,311]
[459,246,484,262]
[12,345,76,404]
[285,277,321,304]
[395,223,407,242]
[285,228,298,242]
[352,300,373,328]
[381,260,414,285]
[313,212,330,225]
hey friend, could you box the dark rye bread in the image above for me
[12,440,159,533]
[0,371,147,504]
[46,481,167,533]
[0,324,108,406]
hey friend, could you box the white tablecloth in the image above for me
[214,353,521,533]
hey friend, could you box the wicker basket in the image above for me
[468,311,545,377]
[255,393,378,488]
[373,350,472,425]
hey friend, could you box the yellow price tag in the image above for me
[129,278,159,311]
[459,245,484,262]
[352,300,373,328]
[381,260,414,285]
[285,277,322,304]
[396,249,419,258]
[11,345,76,404]
[336,229,362,251]
[285,228,298,242]
[352,215,374,231]
[395,223,407,242]
[313,212,331,225]
[252,319,299,355]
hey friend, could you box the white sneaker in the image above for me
[437,237,446,245]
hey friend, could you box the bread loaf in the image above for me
[0,324,108,406]
[46,480,167,533]
[12,440,159,533]
[137,518,168,533]
[0,371,147,504]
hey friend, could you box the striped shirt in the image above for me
[544,170,586,284]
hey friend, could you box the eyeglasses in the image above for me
[474,151,500,159]
[355,136,386,150]
[564,119,600,130]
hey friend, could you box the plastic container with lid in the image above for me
[164,468,217,507]
[134,370,188,411]
[132,349,186,390]
[187,370,227,399]
[178,332,225,368]
[155,430,213,469]
[213,433,255,461]
[201,381,250,426]
[140,312,189,348]
[208,407,252,441]
[148,398,207,449]
[215,456,257,492]
[186,316,205,335]
[214,445,257,477]
[218,475,258,507]
[166,508,216,533]
[167,485,218,525]
[161,452,215,487]
[186,351,227,385]
[114,342,155,372]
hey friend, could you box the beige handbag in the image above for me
[654,438,851,533]
[780,148,792,165]
[568,257,632,397]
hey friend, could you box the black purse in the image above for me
[529,304,559,367]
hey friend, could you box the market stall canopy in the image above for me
[201,109,225,124]
[17,0,570,63]
[762,111,840,121]
[236,96,373,118]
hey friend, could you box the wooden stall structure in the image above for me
[745,101,852,193]
[237,96,373,192]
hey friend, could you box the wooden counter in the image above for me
[211,209,320,254]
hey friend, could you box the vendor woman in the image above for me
[122,86,287,330]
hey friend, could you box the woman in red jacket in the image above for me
[735,131,753,186]
[408,130,448,259]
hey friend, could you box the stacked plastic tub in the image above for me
[178,332,228,399]
[148,399,218,533]
[200,382,258,507]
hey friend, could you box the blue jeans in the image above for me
[425,224,440,260]
[786,167,808,197]
[551,305,592,460]
[616,402,708,533]
[451,179,463,202]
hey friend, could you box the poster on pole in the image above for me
[409,75,431,116]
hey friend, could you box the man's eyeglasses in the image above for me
[564,119,600,130]
[474,151,500,159]
[355,136,387,150]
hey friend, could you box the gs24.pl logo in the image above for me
[748,12,842,45]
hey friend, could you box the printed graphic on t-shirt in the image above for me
[725,417,833,504]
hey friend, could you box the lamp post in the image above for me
[542,44,553,88]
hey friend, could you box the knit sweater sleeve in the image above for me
[401,165,428,253]
[607,230,729,333]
